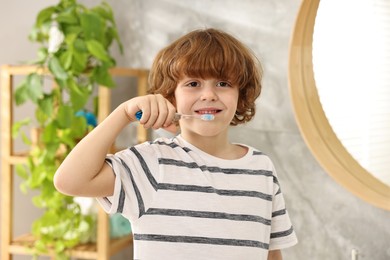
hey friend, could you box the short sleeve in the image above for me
[268,166,298,250]
[96,142,160,222]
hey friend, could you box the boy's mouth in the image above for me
[195,109,221,115]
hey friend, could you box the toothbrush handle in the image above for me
[135,110,143,120]
[135,110,182,122]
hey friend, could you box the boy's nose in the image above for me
[200,86,218,101]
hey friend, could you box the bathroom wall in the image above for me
[1,0,390,259]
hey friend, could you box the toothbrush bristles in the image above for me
[200,114,215,121]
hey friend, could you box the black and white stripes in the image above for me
[133,234,270,249]
[97,136,297,259]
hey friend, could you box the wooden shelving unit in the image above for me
[9,234,132,259]
[0,65,149,259]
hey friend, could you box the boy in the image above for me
[54,28,298,259]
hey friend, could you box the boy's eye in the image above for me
[217,81,231,87]
[186,81,199,87]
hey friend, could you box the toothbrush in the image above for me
[135,111,215,121]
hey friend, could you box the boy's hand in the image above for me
[123,94,177,130]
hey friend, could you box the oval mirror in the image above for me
[288,0,390,210]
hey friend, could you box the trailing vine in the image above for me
[12,0,123,258]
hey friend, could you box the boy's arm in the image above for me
[268,250,282,260]
[54,94,176,198]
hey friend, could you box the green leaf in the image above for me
[42,123,57,143]
[26,73,44,103]
[79,12,104,41]
[58,0,77,9]
[71,51,88,73]
[35,106,49,125]
[36,6,56,27]
[106,26,123,53]
[68,79,90,111]
[54,78,67,90]
[92,65,115,87]
[28,26,40,42]
[70,115,88,139]
[56,9,78,25]
[29,25,51,43]
[45,143,61,161]
[33,238,47,253]
[41,183,61,202]
[48,56,68,80]
[63,25,82,36]
[14,81,29,105]
[30,168,47,191]
[60,50,73,70]
[35,47,49,64]
[91,3,114,24]
[69,39,88,72]
[32,195,45,208]
[57,105,73,128]
[21,132,32,146]
[64,33,77,47]
[12,118,31,138]
[59,129,75,148]
[15,164,29,180]
[55,241,66,255]
[86,39,111,62]
[73,38,87,52]
[20,181,29,194]
[37,94,54,117]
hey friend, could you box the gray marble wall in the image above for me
[107,1,390,258]
[1,0,389,259]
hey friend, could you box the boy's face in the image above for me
[174,76,239,137]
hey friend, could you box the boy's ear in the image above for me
[163,123,178,134]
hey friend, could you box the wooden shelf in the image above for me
[1,65,149,260]
[8,153,28,165]
[9,233,133,259]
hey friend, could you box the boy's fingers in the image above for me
[163,104,177,127]
[152,98,172,129]
[142,97,158,128]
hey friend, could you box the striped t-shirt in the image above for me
[97,135,297,259]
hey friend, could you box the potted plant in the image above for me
[12,0,123,258]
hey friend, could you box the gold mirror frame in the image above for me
[288,0,390,210]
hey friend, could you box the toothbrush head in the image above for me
[199,114,215,121]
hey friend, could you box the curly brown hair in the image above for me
[148,28,262,125]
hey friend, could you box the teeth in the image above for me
[198,110,217,114]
